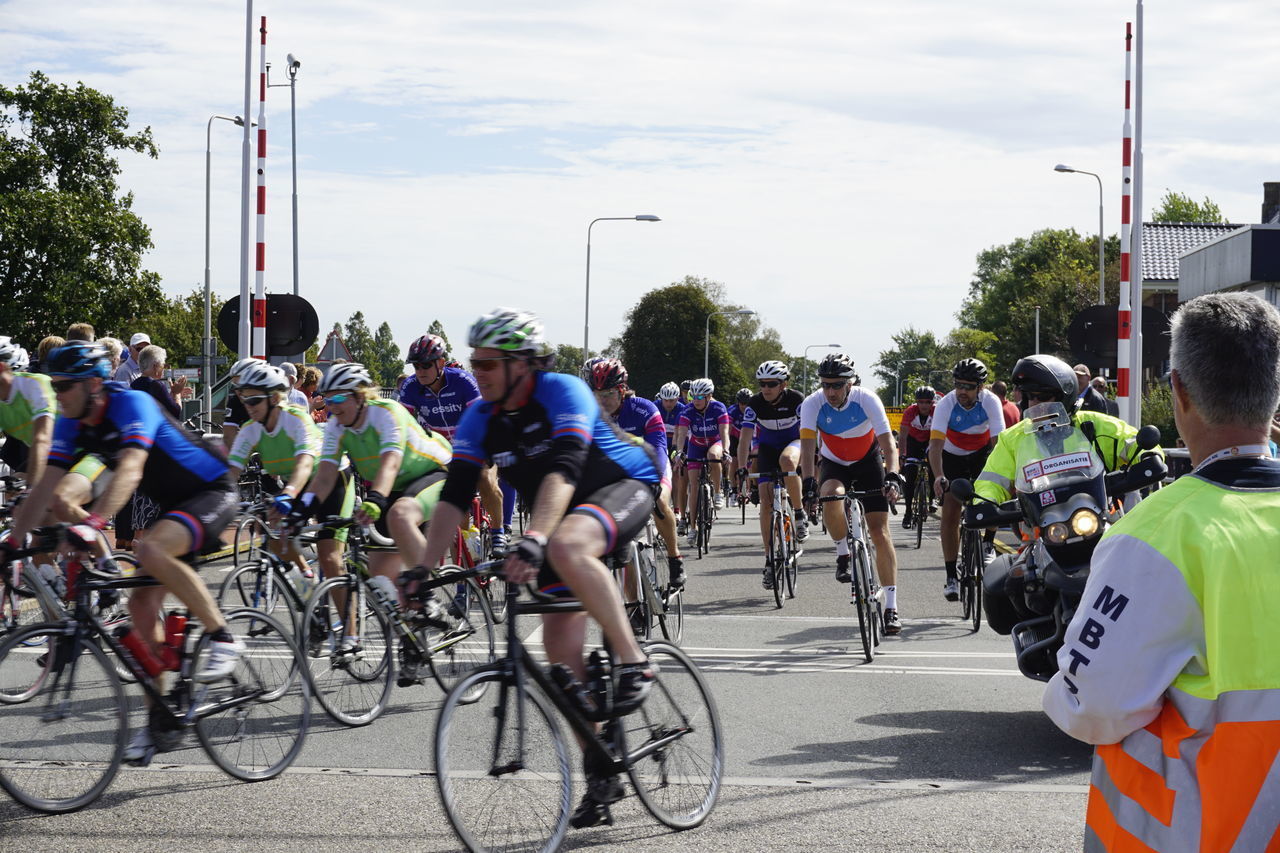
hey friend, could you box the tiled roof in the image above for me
[1142,222,1246,281]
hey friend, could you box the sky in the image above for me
[4,0,1279,392]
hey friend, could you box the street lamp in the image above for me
[802,344,841,394]
[896,358,928,406]
[704,310,756,378]
[205,113,254,422]
[268,55,302,300]
[583,215,661,357]
[1055,164,1106,305]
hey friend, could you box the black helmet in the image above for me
[736,387,752,404]
[914,385,936,402]
[679,379,692,392]
[817,352,857,380]
[1010,354,1077,402]
[952,358,989,384]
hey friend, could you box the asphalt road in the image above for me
[0,503,1093,852]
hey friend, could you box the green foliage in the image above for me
[1150,190,1224,224]
[371,321,403,387]
[135,288,234,376]
[871,327,944,405]
[551,343,587,377]
[1141,381,1179,447]
[343,311,375,369]
[426,319,453,357]
[0,71,164,343]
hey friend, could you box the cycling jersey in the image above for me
[799,386,891,464]
[929,389,1005,455]
[901,403,933,445]
[442,371,659,511]
[610,394,669,477]
[227,403,321,475]
[224,392,248,430]
[678,400,730,448]
[0,372,55,445]
[742,389,804,448]
[48,382,230,508]
[727,403,747,439]
[659,400,686,441]
[320,397,451,491]
[396,366,480,440]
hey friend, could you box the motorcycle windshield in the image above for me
[1013,402,1106,494]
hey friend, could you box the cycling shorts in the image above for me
[942,447,992,486]
[902,435,929,461]
[756,439,801,484]
[370,469,446,551]
[819,447,888,514]
[685,439,723,468]
[537,478,655,598]
[313,468,357,543]
[160,478,239,556]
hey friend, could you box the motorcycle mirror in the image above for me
[1136,425,1161,451]
[950,478,975,502]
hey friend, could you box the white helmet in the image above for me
[658,382,680,400]
[0,337,29,371]
[755,360,790,381]
[318,362,374,395]
[236,362,288,393]
[228,357,261,386]
[689,377,715,398]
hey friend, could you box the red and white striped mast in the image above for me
[1116,21,1135,424]
[252,15,269,360]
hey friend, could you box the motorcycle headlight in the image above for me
[1069,508,1101,538]
[1045,522,1071,545]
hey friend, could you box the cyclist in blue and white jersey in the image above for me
[735,360,808,586]
[674,378,730,545]
[726,387,752,501]
[656,382,689,531]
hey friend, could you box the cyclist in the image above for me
[898,385,937,529]
[397,333,510,556]
[407,308,660,829]
[675,377,731,544]
[927,358,1005,601]
[221,356,266,450]
[726,387,752,502]
[0,337,53,492]
[657,382,689,531]
[736,360,807,586]
[587,358,684,589]
[293,362,452,670]
[799,353,904,633]
[226,363,355,591]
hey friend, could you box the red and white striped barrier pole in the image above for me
[252,15,268,360]
[1129,0,1145,426]
[1116,21,1134,424]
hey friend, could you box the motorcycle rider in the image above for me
[972,354,1162,635]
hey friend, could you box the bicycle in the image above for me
[458,493,509,624]
[957,523,984,633]
[820,491,884,662]
[614,518,683,645]
[432,560,723,853]
[300,516,496,726]
[749,471,800,608]
[904,456,935,550]
[0,526,310,813]
[688,461,715,559]
[217,523,319,641]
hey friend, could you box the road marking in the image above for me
[681,646,1014,658]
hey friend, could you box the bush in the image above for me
[1141,381,1179,447]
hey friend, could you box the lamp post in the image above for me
[267,56,302,298]
[1055,164,1106,305]
[704,310,756,378]
[1035,305,1042,353]
[803,344,841,394]
[583,215,661,357]
[896,358,928,406]
[206,113,253,422]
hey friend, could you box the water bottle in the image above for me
[548,663,596,718]
[462,524,482,563]
[116,625,166,678]
[161,612,187,671]
[366,574,400,614]
[585,650,612,712]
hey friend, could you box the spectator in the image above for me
[990,379,1020,427]
[280,361,310,409]
[1072,363,1109,413]
[1091,376,1120,416]
[114,332,151,384]
[130,345,187,418]
[65,322,95,342]
[1044,291,1280,850]
[99,337,125,373]
[33,335,65,374]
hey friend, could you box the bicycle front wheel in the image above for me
[218,556,302,638]
[0,624,126,812]
[193,608,311,781]
[301,575,393,726]
[623,641,724,829]
[232,513,271,569]
[769,511,786,609]
[851,539,875,662]
[435,669,571,853]
[914,476,929,549]
[427,576,497,702]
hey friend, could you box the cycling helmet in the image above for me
[658,382,680,400]
[952,357,989,384]
[467,307,545,356]
[236,362,288,393]
[1010,354,1077,402]
[407,334,447,364]
[588,358,628,391]
[580,355,605,381]
[736,387,752,404]
[817,352,857,380]
[689,378,715,398]
[317,362,374,395]
[914,385,937,402]
[679,380,692,392]
[228,357,261,385]
[45,342,111,379]
[755,360,790,381]
[0,337,29,371]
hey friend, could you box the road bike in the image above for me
[749,471,800,608]
[432,560,722,853]
[613,518,683,644]
[688,461,716,559]
[821,491,883,662]
[903,456,935,550]
[957,523,984,633]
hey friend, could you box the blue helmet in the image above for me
[45,342,111,379]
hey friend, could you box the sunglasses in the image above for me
[821,381,847,390]
[411,361,438,370]
[758,381,780,389]
[470,357,513,372]
[239,393,271,406]
[596,388,620,397]
[323,392,352,405]
[51,379,81,393]
[954,381,979,391]
[1025,391,1053,403]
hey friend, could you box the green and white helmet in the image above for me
[467,308,545,356]
[317,362,374,395]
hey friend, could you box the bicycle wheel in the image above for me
[914,475,929,550]
[0,624,126,812]
[769,511,786,609]
[958,530,976,621]
[435,669,571,853]
[783,512,798,600]
[193,608,311,780]
[427,576,497,702]
[232,513,271,569]
[623,641,724,829]
[218,556,302,638]
[699,482,714,555]
[301,575,393,726]
[851,539,875,662]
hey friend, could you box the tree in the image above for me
[137,287,234,372]
[0,71,164,343]
[720,310,788,383]
[551,343,587,377]
[426,319,453,357]
[370,321,402,387]
[872,327,944,406]
[1151,190,1224,224]
[343,311,375,368]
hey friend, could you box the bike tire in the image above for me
[914,476,929,550]
[300,575,393,727]
[193,608,311,780]
[700,482,714,555]
[0,624,126,812]
[769,511,786,609]
[623,641,724,829]
[427,576,497,702]
[958,529,977,621]
[217,555,303,638]
[435,669,571,853]
[232,513,271,570]
[851,538,875,662]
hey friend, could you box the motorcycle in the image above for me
[950,402,1166,682]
